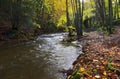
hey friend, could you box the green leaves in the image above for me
[106,63,115,71]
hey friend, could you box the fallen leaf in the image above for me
[80,67,85,72]
[103,71,107,76]
[95,75,100,78]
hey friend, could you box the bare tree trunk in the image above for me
[95,0,106,26]
[72,0,83,38]
[66,0,70,26]
[11,0,21,30]
[108,0,113,34]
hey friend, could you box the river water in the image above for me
[0,33,82,79]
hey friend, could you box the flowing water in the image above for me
[0,33,82,79]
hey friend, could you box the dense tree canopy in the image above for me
[0,0,120,39]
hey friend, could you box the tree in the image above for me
[113,0,119,19]
[11,0,22,30]
[95,0,106,26]
[66,0,71,26]
[107,0,113,34]
[71,0,84,38]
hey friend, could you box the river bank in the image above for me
[0,26,65,46]
[66,26,120,79]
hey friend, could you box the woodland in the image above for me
[0,0,120,79]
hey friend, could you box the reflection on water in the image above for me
[0,33,82,79]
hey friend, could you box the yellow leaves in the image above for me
[103,71,107,76]
[100,66,105,69]
[57,15,66,27]
[54,0,66,12]
[79,67,85,72]
[68,42,120,79]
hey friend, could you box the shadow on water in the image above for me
[0,33,82,79]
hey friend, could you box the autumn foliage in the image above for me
[67,26,120,79]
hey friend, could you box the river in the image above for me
[0,33,82,79]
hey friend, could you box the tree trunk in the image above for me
[66,0,70,26]
[108,0,113,34]
[72,0,83,38]
[11,0,21,30]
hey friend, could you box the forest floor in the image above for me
[67,26,120,79]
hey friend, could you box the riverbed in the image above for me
[0,33,82,79]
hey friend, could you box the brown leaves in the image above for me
[67,27,120,79]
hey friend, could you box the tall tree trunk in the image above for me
[108,0,113,34]
[71,0,75,24]
[72,0,83,38]
[116,0,119,19]
[41,2,45,27]
[11,0,21,30]
[95,0,106,26]
[66,0,70,26]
